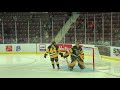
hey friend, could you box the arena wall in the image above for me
[0,44,119,61]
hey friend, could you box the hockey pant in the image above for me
[50,57,60,69]
[68,56,85,69]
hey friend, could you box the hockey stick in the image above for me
[65,58,69,65]
[64,58,69,66]
[63,54,78,67]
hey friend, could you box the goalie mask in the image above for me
[76,42,80,47]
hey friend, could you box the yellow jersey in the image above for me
[45,45,61,58]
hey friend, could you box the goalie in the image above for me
[44,41,63,69]
[63,42,85,71]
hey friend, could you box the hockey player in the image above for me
[63,42,85,71]
[44,41,63,69]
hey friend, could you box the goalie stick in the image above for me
[64,58,69,66]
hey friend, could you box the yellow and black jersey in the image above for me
[69,45,84,60]
[45,45,61,58]
[63,51,70,58]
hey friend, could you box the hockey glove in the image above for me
[44,54,47,58]
[59,53,63,57]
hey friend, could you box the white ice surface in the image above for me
[0,54,120,78]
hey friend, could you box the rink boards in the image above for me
[0,43,120,61]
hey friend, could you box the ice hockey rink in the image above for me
[0,54,120,78]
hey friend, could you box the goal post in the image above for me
[82,46,101,70]
[82,46,110,70]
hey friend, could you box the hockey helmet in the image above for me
[52,41,56,45]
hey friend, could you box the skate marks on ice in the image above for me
[59,57,120,78]
[0,54,38,69]
[0,55,119,78]
[96,60,120,78]
[60,65,94,72]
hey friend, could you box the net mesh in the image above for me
[83,47,110,70]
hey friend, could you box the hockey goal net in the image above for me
[58,44,110,70]
[82,46,105,70]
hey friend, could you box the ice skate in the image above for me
[69,68,73,71]
[57,67,60,69]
